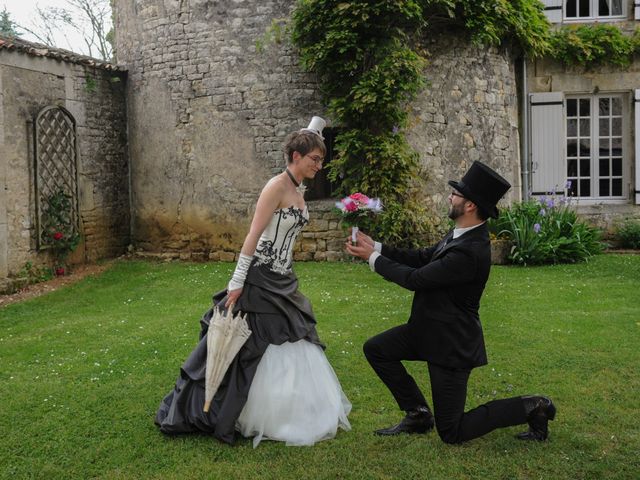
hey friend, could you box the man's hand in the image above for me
[355,230,375,248]
[345,236,375,261]
[225,288,242,308]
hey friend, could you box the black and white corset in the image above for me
[254,206,309,275]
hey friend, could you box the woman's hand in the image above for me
[225,288,242,309]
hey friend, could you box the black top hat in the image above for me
[448,161,511,219]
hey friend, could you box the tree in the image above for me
[0,8,20,38]
[18,0,113,61]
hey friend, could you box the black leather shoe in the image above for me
[374,406,435,436]
[516,396,556,441]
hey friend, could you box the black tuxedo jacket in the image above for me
[374,223,491,369]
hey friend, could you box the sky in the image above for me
[1,0,112,57]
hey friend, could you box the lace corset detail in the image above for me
[254,206,309,275]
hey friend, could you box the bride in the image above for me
[155,117,351,447]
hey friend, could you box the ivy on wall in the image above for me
[550,24,640,68]
[291,0,550,245]
[290,1,640,244]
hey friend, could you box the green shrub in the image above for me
[616,219,640,249]
[490,193,603,265]
[18,261,53,284]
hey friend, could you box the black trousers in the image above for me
[363,324,527,444]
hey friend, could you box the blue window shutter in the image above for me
[530,92,565,195]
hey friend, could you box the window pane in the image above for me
[567,119,577,137]
[579,0,590,16]
[599,138,610,155]
[609,0,623,15]
[567,0,577,16]
[612,97,622,115]
[612,158,622,176]
[580,158,590,175]
[568,159,578,176]
[599,98,610,115]
[568,179,578,196]
[599,179,609,196]
[580,119,590,136]
[580,179,590,196]
[567,98,577,116]
[612,118,622,135]
[612,137,622,156]
[567,140,577,157]
[599,118,609,136]
[599,158,610,176]
[612,178,622,196]
[579,99,590,115]
[598,0,610,16]
[579,140,590,156]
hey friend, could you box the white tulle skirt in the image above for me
[236,340,352,448]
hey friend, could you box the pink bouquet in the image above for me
[335,192,383,244]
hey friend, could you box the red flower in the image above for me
[53,232,64,240]
[55,267,65,276]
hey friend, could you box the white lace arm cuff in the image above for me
[228,253,253,291]
[374,241,382,253]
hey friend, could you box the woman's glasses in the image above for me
[305,154,324,166]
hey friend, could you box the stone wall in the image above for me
[408,35,521,234]
[114,0,332,257]
[0,41,129,290]
[114,1,522,257]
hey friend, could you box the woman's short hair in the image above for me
[284,131,326,164]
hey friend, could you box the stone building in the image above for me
[112,0,522,259]
[3,0,639,290]
[0,37,129,292]
[531,1,640,228]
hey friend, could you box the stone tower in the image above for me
[113,0,521,256]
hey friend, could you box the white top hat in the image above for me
[300,116,326,140]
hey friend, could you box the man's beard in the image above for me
[448,203,464,221]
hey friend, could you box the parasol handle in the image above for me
[203,400,211,413]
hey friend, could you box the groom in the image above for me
[345,161,556,444]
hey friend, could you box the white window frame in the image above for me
[563,0,627,21]
[564,93,630,204]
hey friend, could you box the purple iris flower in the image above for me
[533,223,541,233]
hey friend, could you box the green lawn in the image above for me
[1,255,638,479]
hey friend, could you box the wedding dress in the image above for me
[155,206,351,447]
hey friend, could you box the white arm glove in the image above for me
[228,253,253,291]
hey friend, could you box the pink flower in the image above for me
[349,192,370,205]
[53,232,63,240]
[335,192,383,216]
[342,197,358,212]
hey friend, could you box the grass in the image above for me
[0,255,639,479]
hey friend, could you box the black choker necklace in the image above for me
[285,169,306,194]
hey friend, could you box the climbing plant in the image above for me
[550,24,640,68]
[291,0,550,245]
